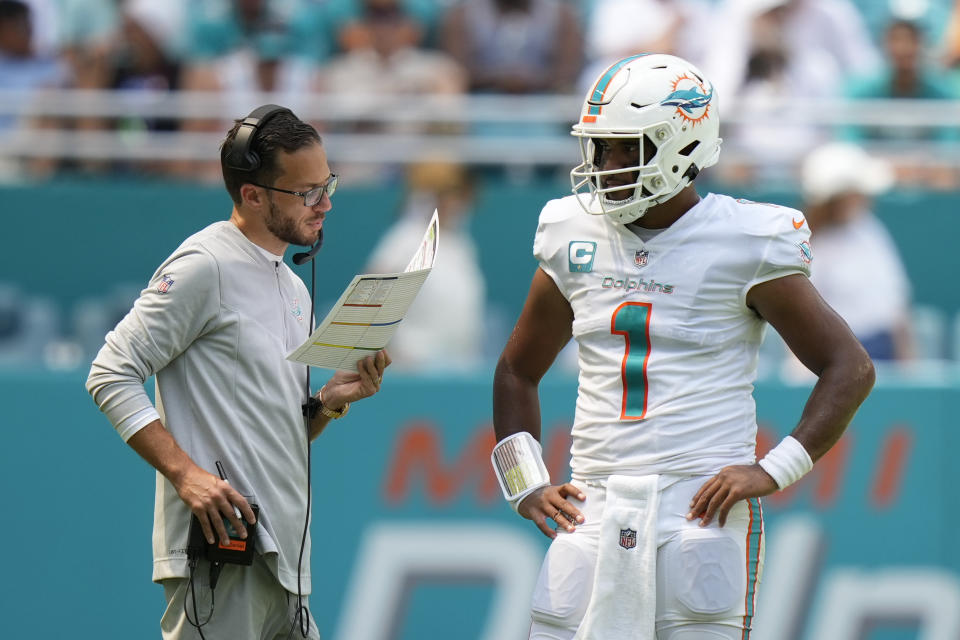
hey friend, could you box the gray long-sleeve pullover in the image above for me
[87,220,315,593]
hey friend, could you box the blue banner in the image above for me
[3,371,958,639]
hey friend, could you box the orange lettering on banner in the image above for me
[384,420,499,505]
[871,426,912,508]
[760,426,851,509]
[810,435,850,507]
[384,419,912,509]
[384,419,913,510]
[755,423,776,461]
[759,423,912,511]
[544,423,573,481]
[383,422,574,506]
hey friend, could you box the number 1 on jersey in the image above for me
[611,302,652,420]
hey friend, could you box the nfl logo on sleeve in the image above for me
[619,528,637,550]
[157,274,175,294]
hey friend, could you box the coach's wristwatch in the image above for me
[318,386,350,419]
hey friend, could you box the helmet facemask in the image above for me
[571,126,682,224]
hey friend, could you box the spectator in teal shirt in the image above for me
[285,0,441,66]
[180,0,300,95]
[844,18,958,143]
[186,0,293,64]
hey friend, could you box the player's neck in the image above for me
[629,187,701,230]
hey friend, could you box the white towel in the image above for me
[573,475,659,640]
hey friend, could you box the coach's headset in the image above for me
[221,104,322,639]
[225,104,324,265]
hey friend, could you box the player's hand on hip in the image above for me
[517,483,587,539]
[687,464,778,528]
[324,349,392,407]
[174,464,257,546]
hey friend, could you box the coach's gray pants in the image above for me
[161,553,320,640]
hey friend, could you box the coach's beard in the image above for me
[265,195,319,247]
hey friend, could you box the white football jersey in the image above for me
[534,193,812,480]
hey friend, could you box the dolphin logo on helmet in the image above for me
[661,85,714,114]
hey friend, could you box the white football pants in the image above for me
[529,476,764,640]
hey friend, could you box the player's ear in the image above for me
[240,183,264,208]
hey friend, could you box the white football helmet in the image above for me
[570,53,722,224]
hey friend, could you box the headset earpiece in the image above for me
[225,104,293,171]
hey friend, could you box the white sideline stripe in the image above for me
[335,522,542,640]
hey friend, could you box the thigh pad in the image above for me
[659,528,747,620]
[530,529,597,629]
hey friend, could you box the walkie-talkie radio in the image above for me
[187,461,259,566]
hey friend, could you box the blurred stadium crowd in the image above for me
[1,0,959,375]
[3,0,960,179]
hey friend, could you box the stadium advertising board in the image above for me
[4,373,958,639]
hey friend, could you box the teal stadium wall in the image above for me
[1,179,957,334]
[2,371,959,639]
[1,180,958,639]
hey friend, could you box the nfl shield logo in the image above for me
[619,528,637,550]
[157,274,174,294]
[634,250,649,268]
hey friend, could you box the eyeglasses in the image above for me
[252,174,338,207]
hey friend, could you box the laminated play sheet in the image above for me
[287,209,438,371]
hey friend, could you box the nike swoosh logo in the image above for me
[792,218,805,229]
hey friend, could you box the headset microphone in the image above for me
[292,228,323,265]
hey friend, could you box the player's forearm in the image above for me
[790,347,875,462]
[493,356,544,442]
[126,420,200,487]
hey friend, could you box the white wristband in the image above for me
[758,435,813,490]
[491,432,551,513]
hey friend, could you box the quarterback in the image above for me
[491,54,875,639]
